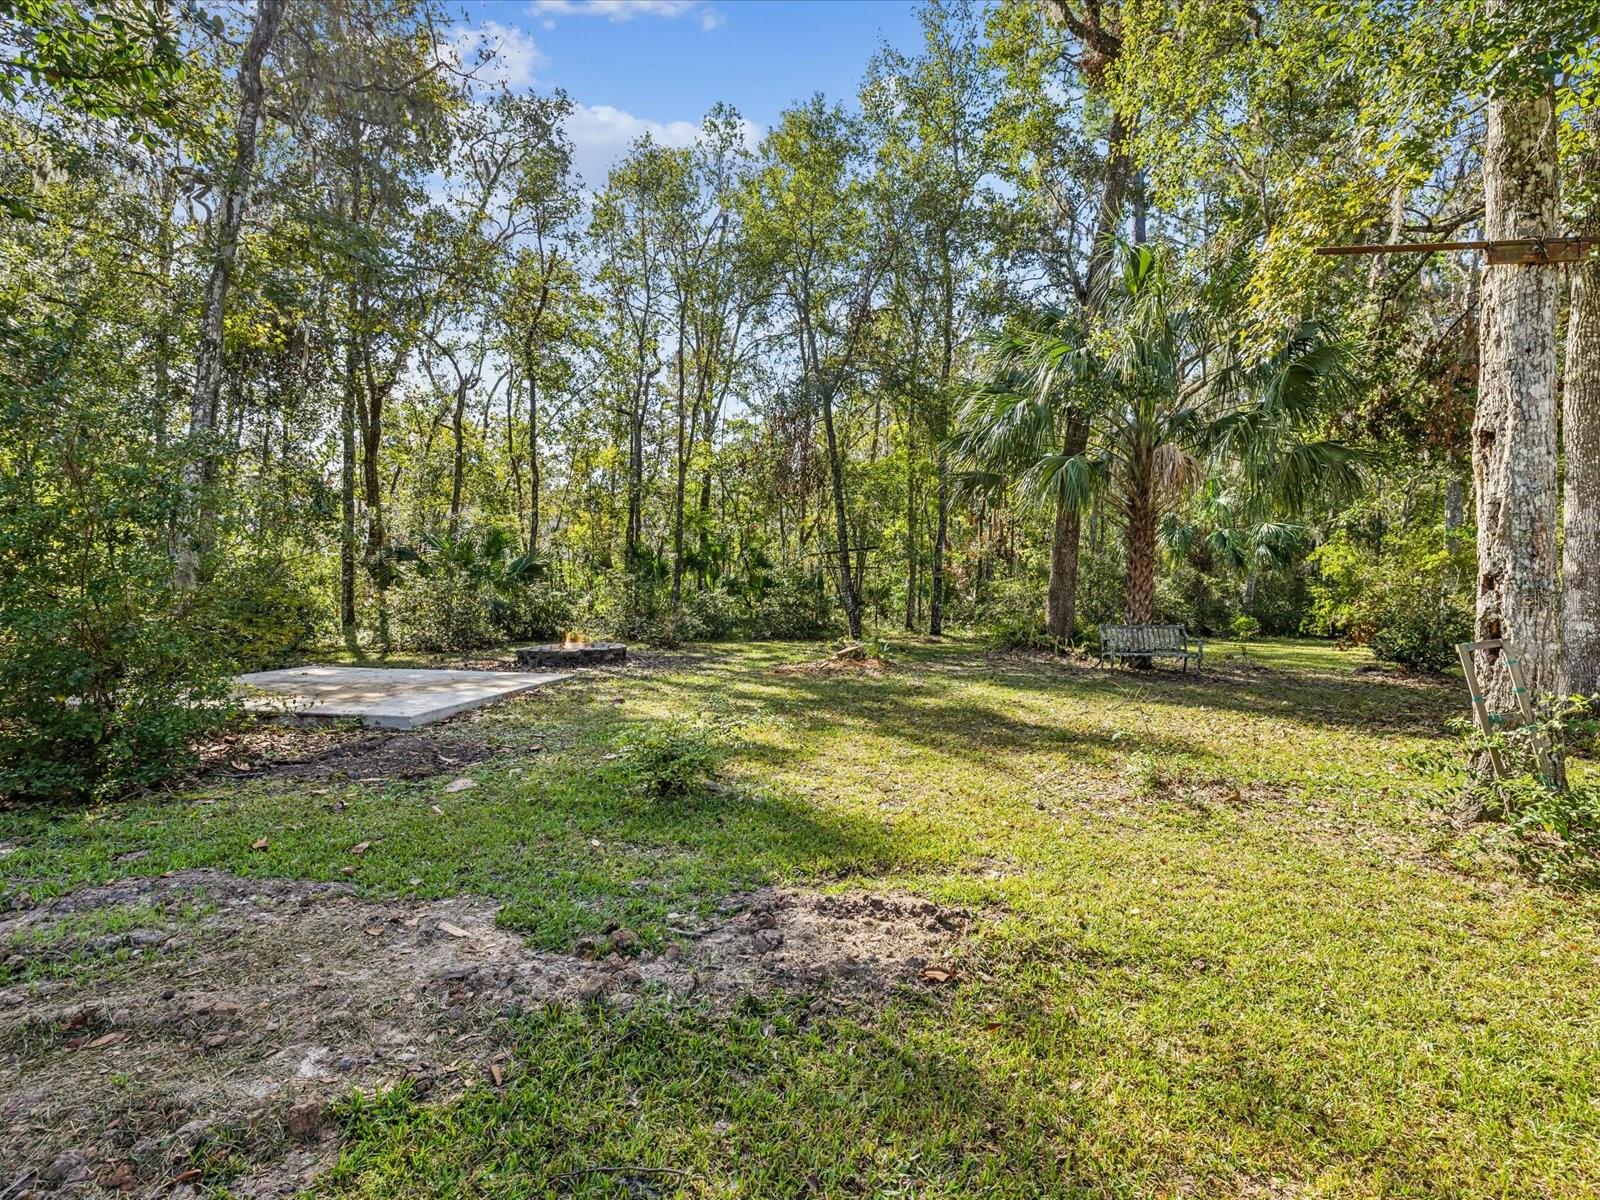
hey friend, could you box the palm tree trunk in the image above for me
[1125,485,1157,625]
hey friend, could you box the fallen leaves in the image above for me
[920,967,958,985]
[70,1030,130,1051]
[349,841,371,856]
[444,777,476,793]
[251,837,270,851]
[437,921,472,939]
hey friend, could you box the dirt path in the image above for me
[1,871,969,1197]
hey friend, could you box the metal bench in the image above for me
[1097,623,1204,671]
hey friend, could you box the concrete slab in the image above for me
[236,666,569,730]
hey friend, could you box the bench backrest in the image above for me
[1101,623,1189,652]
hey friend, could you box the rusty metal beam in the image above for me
[1315,237,1595,264]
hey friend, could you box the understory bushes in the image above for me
[0,325,238,799]
[1306,526,1472,670]
[391,575,499,652]
[202,552,325,670]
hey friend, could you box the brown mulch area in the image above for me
[194,728,499,785]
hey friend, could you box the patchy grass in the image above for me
[3,637,1599,1198]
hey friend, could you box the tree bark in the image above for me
[1473,64,1561,710]
[360,348,389,649]
[176,0,287,590]
[1125,471,1157,626]
[1042,104,1133,639]
[448,374,467,536]
[339,339,359,647]
[671,314,689,605]
[820,383,862,640]
[930,454,950,635]
[1444,475,1466,540]
[904,411,918,630]
[1044,414,1088,639]
[525,345,540,553]
[1562,136,1600,698]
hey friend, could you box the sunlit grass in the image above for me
[2,637,1596,1197]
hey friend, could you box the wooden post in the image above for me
[1456,638,1557,781]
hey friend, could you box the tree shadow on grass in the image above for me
[953,654,1457,740]
[667,669,1225,776]
[327,999,1125,1198]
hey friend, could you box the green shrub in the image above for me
[985,614,1063,652]
[1155,561,1235,634]
[611,719,722,799]
[1369,596,1471,671]
[1230,614,1261,656]
[0,326,237,799]
[202,553,323,670]
[391,574,497,651]
[1452,699,1600,888]
[1502,779,1600,889]
[745,567,831,639]
[1306,527,1471,670]
[491,580,576,643]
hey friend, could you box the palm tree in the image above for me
[955,246,1364,628]
[948,308,1092,639]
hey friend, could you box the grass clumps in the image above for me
[611,718,725,799]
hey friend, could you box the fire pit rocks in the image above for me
[515,639,627,670]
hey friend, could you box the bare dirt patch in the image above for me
[195,728,499,785]
[773,644,896,677]
[0,872,969,1198]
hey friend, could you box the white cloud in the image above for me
[564,103,760,188]
[450,20,547,91]
[529,1,722,30]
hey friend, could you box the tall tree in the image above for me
[1562,116,1600,698]
[865,0,999,635]
[744,98,890,640]
[988,0,1134,640]
[175,0,287,590]
[1471,6,1561,707]
[960,247,1363,625]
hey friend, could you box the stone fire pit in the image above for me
[516,641,627,670]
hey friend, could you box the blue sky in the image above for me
[457,0,924,185]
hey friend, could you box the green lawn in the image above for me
[4,637,1598,1197]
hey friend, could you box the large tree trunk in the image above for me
[1562,135,1600,698]
[339,340,359,647]
[1044,414,1088,639]
[1041,108,1133,639]
[930,454,950,636]
[904,416,918,630]
[176,0,287,590]
[1444,475,1466,541]
[1473,67,1561,711]
[1124,474,1157,626]
[360,350,388,650]
[820,384,862,640]
[671,318,689,605]
[525,346,540,553]
[448,375,466,537]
